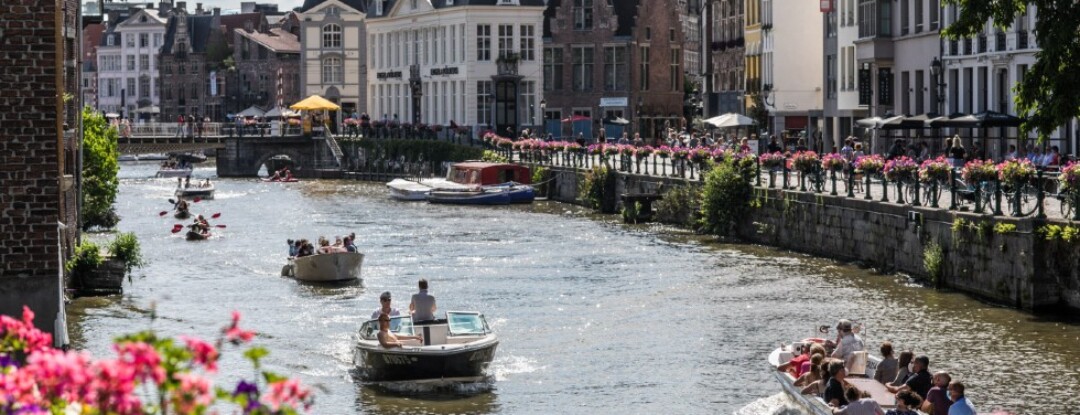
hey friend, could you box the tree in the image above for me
[81,107,120,230]
[943,0,1080,142]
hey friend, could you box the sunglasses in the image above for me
[380,298,390,302]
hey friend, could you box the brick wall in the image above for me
[0,0,72,337]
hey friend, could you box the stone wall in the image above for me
[544,166,1080,312]
[0,0,70,337]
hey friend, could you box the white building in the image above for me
[763,0,824,143]
[822,0,865,151]
[97,8,167,119]
[299,0,368,120]
[365,0,545,137]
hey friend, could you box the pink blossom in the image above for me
[262,378,313,412]
[223,311,256,345]
[180,336,220,373]
[22,349,94,402]
[170,372,213,414]
[114,341,166,385]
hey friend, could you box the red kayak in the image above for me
[262,178,299,183]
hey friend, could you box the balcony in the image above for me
[496,53,519,76]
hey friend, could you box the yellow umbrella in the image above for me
[289,95,340,111]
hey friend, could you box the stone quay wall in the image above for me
[544,166,1080,312]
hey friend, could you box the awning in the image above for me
[237,105,266,117]
[704,113,756,128]
[264,106,299,118]
[136,105,160,114]
[784,116,808,130]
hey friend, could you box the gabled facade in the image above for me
[97,8,168,119]
[705,0,744,117]
[233,27,302,110]
[764,0,823,147]
[300,0,367,124]
[367,0,544,138]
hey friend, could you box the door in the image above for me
[496,80,518,138]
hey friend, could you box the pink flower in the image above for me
[170,372,213,414]
[223,311,256,345]
[21,349,94,403]
[114,341,166,385]
[262,378,313,412]
[180,336,220,373]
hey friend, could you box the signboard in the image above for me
[376,71,402,80]
[431,66,459,76]
[209,71,217,96]
[858,68,872,106]
[877,69,893,106]
[600,97,628,107]
[820,0,833,12]
[747,139,760,155]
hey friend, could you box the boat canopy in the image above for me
[448,162,531,186]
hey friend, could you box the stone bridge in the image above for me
[216,135,341,177]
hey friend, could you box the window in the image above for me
[572,46,593,91]
[476,25,491,61]
[604,46,627,91]
[476,81,493,126]
[543,48,563,90]
[126,55,135,71]
[519,25,535,61]
[900,0,909,35]
[914,0,923,33]
[322,56,342,83]
[139,76,150,98]
[322,24,342,48]
[669,49,680,91]
[107,34,114,46]
[645,27,651,40]
[139,55,149,71]
[929,0,939,30]
[519,81,535,125]
[639,46,649,90]
[126,78,135,97]
[153,33,162,48]
[126,34,134,47]
[498,24,513,58]
[574,0,593,30]
[137,33,147,48]
[669,28,675,42]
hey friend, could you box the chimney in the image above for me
[195,2,203,14]
[213,7,220,17]
[176,1,186,12]
[244,20,254,32]
[158,1,172,14]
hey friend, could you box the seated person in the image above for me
[376,313,422,348]
[287,239,298,258]
[315,237,334,254]
[269,170,282,181]
[410,279,437,322]
[778,343,812,378]
[832,387,884,415]
[922,371,952,415]
[794,354,825,388]
[885,390,922,415]
[824,361,848,407]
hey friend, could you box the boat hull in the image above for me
[157,169,192,178]
[354,339,498,382]
[427,190,511,205]
[286,252,364,282]
[175,186,215,200]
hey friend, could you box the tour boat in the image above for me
[185,230,210,241]
[353,312,499,382]
[156,167,193,178]
[427,188,513,205]
[281,252,364,282]
[769,336,916,415]
[386,162,533,203]
[174,184,215,200]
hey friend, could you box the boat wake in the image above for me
[367,375,495,395]
[733,393,808,415]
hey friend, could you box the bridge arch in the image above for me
[252,148,306,177]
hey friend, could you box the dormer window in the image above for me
[411,0,417,9]
[140,16,147,23]
[375,1,383,15]
[324,6,340,16]
[107,34,114,46]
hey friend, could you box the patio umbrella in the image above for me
[855,116,882,128]
[290,95,340,111]
[876,115,909,130]
[105,112,120,118]
[704,113,756,128]
[136,105,160,114]
[603,116,630,125]
[972,111,1022,127]
[561,115,591,123]
[237,105,265,117]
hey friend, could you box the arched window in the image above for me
[322,24,342,48]
[322,57,343,84]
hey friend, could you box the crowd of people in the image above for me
[780,319,978,415]
[287,233,358,258]
[370,279,438,348]
[177,177,212,189]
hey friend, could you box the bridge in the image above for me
[119,123,342,177]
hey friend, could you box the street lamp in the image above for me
[539,99,546,136]
[930,57,945,115]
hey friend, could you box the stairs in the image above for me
[324,132,344,167]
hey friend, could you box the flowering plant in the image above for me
[711,148,732,164]
[0,307,314,414]
[671,148,690,160]
[961,159,998,183]
[655,146,672,158]
[883,156,918,181]
[732,151,758,172]
[565,142,583,153]
[791,151,820,173]
[512,141,525,151]
[343,118,359,126]
[689,147,712,164]
[997,158,1036,185]
[854,154,886,175]
[286,118,300,126]
[587,144,605,155]
[603,144,621,156]
[821,153,847,172]
[759,152,786,170]
[635,146,654,160]
[919,156,952,183]
[619,145,636,156]
[1059,161,1080,193]
[496,138,514,149]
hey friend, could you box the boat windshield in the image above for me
[359,316,415,340]
[446,312,490,335]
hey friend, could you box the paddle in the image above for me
[171,224,184,233]
[193,197,202,203]
[214,224,227,228]
[211,213,221,219]
[159,211,168,216]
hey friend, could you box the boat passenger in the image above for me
[823,361,848,407]
[777,343,812,377]
[177,177,183,188]
[296,240,314,257]
[409,279,437,322]
[191,215,210,234]
[184,177,191,188]
[801,343,827,376]
[946,381,976,415]
[371,291,401,320]
[886,355,933,399]
[832,387,883,415]
[874,342,898,385]
[287,239,298,258]
[345,233,358,253]
[800,364,830,396]
[176,200,189,213]
[829,319,865,367]
[377,312,422,348]
[890,351,914,387]
[794,354,824,387]
[922,371,953,415]
[315,237,334,254]
[885,390,922,415]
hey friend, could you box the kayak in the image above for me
[185,230,210,241]
[262,178,300,183]
[174,211,191,219]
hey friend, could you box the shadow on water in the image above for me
[353,373,499,415]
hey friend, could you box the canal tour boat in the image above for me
[386,162,534,203]
[768,336,919,415]
[175,183,215,200]
[353,312,498,382]
[281,252,364,282]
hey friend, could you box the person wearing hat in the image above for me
[371,291,401,320]
[830,319,865,364]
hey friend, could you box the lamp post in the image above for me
[636,96,643,137]
[930,57,945,116]
[539,98,546,138]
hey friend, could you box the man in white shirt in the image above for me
[409,279,437,322]
[830,319,866,364]
[370,291,401,320]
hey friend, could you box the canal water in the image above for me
[68,161,1080,414]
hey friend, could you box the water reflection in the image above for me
[356,383,499,415]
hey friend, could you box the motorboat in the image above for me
[282,252,364,282]
[386,162,533,203]
[169,152,208,164]
[156,167,193,178]
[175,183,215,200]
[427,188,512,205]
[353,312,499,382]
[769,336,916,415]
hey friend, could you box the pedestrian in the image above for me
[175,114,185,138]
[409,278,437,322]
[370,291,401,320]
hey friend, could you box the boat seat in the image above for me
[416,324,449,346]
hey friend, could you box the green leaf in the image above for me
[243,346,269,366]
[262,370,287,384]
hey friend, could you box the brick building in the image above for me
[233,25,301,110]
[543,0,685,143]
[0,0,82,344]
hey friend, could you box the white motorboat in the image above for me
[352,312,499,382]
[175,183,215,200]
[768,337,922,415]
[156,167,193,178]
[386,178,460,201]
[281,252,363,282]
[386,162,533,202]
